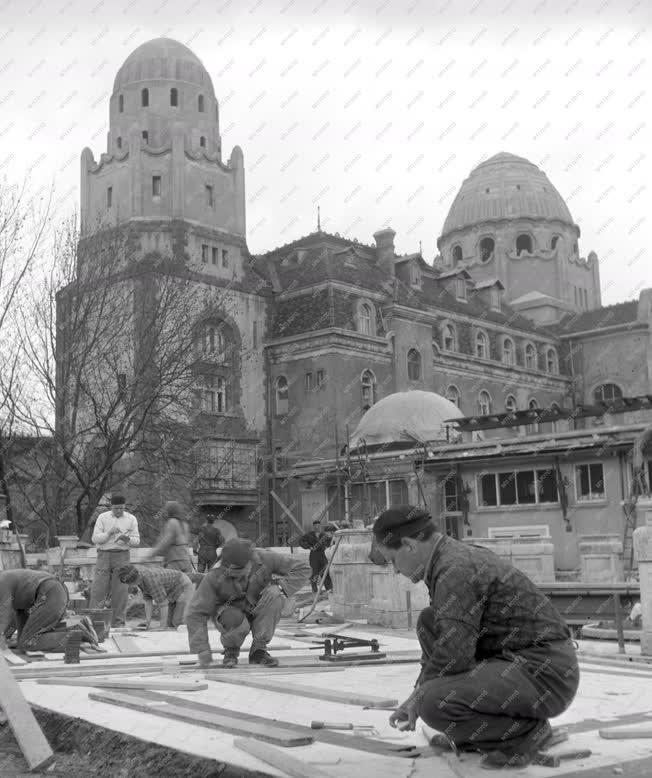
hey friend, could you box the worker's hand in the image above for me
[115,534,130,545]
[197,650,213,668]
[389,691,421,731]
[108,526,122,537]
[253,583,285,615]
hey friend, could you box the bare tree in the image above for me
[10,216,225,542]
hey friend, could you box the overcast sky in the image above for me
[1,0,650,306]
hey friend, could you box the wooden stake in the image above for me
[0,654,54,771]
[234,737,334,778]
[36,677,208,691]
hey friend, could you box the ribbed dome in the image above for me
[349,391,463,451]
[113,38,215,96]
[441,152,576,238]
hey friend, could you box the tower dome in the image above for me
[440,152,578,241]
[349,390,463,451]
[113,37,215,97]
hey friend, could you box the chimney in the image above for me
[373,227,396,275]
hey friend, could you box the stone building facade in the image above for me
[64,37,652,547]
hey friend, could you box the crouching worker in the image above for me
[118,565,194,630]
[0,569,69,652]
[370,506,579,769]
[186,538,310,668]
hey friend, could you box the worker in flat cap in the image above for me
[371,505,579,769]
[89,493,140,626]
[185,538,311,668]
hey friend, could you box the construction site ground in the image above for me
[3,601,652,777]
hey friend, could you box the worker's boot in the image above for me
[222,649,239,668]
[480,721,555,769]
[249,648,279,667]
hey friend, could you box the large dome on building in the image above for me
[440,152,577,239]
[348,390,463,451]
[113,37,215,96]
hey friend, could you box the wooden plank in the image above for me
[234,737,334,778]
[113,635,141,654]
[88,689,313,747]
[1,649,27,665]
[0,654,54,771]
[209,676,398,707]
[270,490,305,534]
[599,727,652,740]
[77,643,293,661]
[120,690,421,759]
[36,677,209,691]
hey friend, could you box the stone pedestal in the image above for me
[633,525,652,655]
[367,567,429,628]
[463,537,555,583]
[56,535,80,551]
[330,529,375,620]
[578,534,624,582]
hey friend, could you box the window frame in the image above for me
[524,341,536,370]
[198,94,205,112]
[515,232,533,256]
[452,244,463,264]
[477,467,560,509]
[545,347,558,374]
[106,186,112,208]
[222,249,229,268]
[479,236,495,263]
[170,87,178,107]
[442,322,457,352]
[357,301,374,336]
[502,336,515,366]
[141,88,149,107]
[211,246,218,265]
[446,384,460,407]
[361,369,376,410]
[206,184,214,207]
[593,382,623,404]
[275,375,289,415]
[478,390,492,415]
[575,462,606,502]
[118,94,124,112]
[475,329,488,359]
[505,394,517,414]
[152,175,161,197]
[455,276,467,301]
[407,347,422,381]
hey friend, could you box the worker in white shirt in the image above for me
[89,494,140,627]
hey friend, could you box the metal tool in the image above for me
[312,721,373,730]
[532,749,592,768]
[309,633,386,662]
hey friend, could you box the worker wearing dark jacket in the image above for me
[370,506,579,769]
[195,515,224,572]
[0,569,69,652]
[300,522,336,593]
[186,538,311,668]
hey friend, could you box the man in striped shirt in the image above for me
[118,565,194,630]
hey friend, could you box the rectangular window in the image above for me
[583,288,588,308]
[222,248,229,268]
[196,440,257,490]
[211,247,218,265]
[576,463,605,501]
[316,369,325,388]
[152,176,161,197]
[201,244,209,264]
[106,187,112,208]
[206,184,213,207]
[443,475,459,512]
[252,321,258,349]
[479,469,559,507]
[304,372,313,392]
[456,277,467,300]
[350,479,408,521]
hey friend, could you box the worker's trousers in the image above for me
[416,607,580,755]
[89,549,129,626]
[8,579,69,650]
[219,589,284,653]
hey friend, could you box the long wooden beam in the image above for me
[270,490,305,534]
[89,689,313,747]
[36,678,208,691]
[234,738,333,778]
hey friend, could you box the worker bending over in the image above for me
[0,569,69,652]
[186,538,310,668]
[118,565,195,630]
[370,506,579,769]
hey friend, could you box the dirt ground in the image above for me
[0,707,269,778]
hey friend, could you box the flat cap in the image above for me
[372,505,432,542]
[111,494,126,505]
[220,538,253,570]
[117,564,139,584]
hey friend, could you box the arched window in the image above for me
[361,370,376,410]
[527,397,539,433]
[593,383,623,403]
[141,88,149,107]
[442,323,456,352]
[407,348,421,381]
[479,237,495,263]
[118,94,124,112]
[505,395,517,414]
[116,137,122,149]
[170,88,178,106]
[550,235,560,250]
[358,303,373,335]
[545,347,558,374]
[475,330,488,359]
[201,376,227,414]
[516,234,532,255]
[446,385,460,407]
[452,245,463,264]
[478,390,491,415]
[502,337,515,365]
[275,376,288,415]
[198,94,205,112]
[525,342,536,370]
[198,321,231,363]
[200,136,206,148]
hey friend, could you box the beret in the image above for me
[111,494,126,505]
[372,505,432,543]
[117,564,139,584]
[220,538,253,569]
[164,500,184,519]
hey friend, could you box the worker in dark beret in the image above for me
[370,505,579,769]
[185,538,311,668]
[299,521,337,593]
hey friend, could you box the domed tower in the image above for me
[80,38,245,266]
[437,153,601,322]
